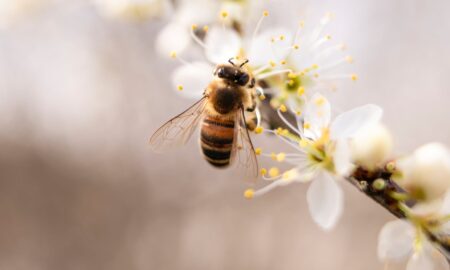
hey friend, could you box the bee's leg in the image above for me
[245,112,257,131]
[246,90,257,112]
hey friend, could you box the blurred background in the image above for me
[1,0,449,269]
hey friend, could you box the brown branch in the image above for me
[348,166,450,260]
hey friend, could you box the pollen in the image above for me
[275,127,283,135]
[296,110,302,116]
[255,148,262,155]
[255,126,264,134]
[270,37,276,43]
[299,20,305,28]
[303,122,311,129]
[293,44,300,50]
[386,161,396,173]
[280,60,287,65]
[276,152,286,162]
[299,139,309,148]
[244,189,255,199]
[288,72,297,79]
[269,167,280,177]
[313,73,319,78]
[259,94,266,101]
[314,97,325,106]
[345,55,353,63]
[263,10,269,17]
[220,10,229,19]
[279,35,285,41]
[279,104,287,113]
[203,25,209,32]
[297,86,305,96]
[312,64,319,69]
[281,129,289,136]
[287,80,294,86]
[269,60,277,68]
[191,24,198,30]
[169,51,177,58]
[351,74,358,81]
[326,35,332,40]
[260,168,267,175]
[177,85,184,91]
[270,152,277,160]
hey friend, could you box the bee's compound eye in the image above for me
[237,73,249,86]
[217,68,226,78]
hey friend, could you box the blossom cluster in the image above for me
[150,1,450,269]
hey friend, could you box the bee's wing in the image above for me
[149,97,207,152]
[230,106,259,180]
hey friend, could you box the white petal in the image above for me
[247,27,292,68]
[333,139,354,176]
[306,172,343,230]
[172,62,212,99]
[440,189,450,215]
[176,0,219,25]
[406,244,449,270]
[204,27,241,64]
[303,93,331,140]
[155,22,191,57]
[377,220,414,261]
[330,104,383,140]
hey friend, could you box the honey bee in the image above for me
[149,58,259,177]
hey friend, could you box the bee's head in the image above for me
[214,59,254,87]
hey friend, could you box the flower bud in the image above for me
[397,143,450,203]
[351,124,393,170]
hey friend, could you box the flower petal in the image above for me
[171,62,212,99]
[155,22,191,57]
[377,220,414,261]
[176,0,219,25]
[247,27,292,68]
[306,172,343,230]
[406,244,449,270]
[330,104,383,140]
[303,93,331,140]
[333,139,354,176]
[204,26,241,64]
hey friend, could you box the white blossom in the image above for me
[93,0,169,20]
[246,93,383,230]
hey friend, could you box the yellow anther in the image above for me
[281,129,289,136]
[282,170,295,180]
[287,79,294,87]
[255,147,262,155]
[299,139,309,148]
[270,37,276,43]
[263,10,269,17]
[191,24,198,30]
[244,189,255,199]
[275,127,283,135]
[312,64,319,69]
[299,72,305,76]
[351,74,358,81]
[276,152,286,162]
[270,152,277,161]
[299,20,305,27]
[169,51,177,58]
[259,94,266,101]
[220,10,229,18]
[314,97,325,106]
[293,44,300,50]
[345,55,353,63]
[280,60,287,65]
[279,104,287,113]
[254,126,264,134]
[279,35,285,41]
[303,122,311,129]
[269,60,277,67]
[269,167,280,177]
[313,73,319,78]
[326,35,332,40]
[297,86,305,96]
[260,168,267,175]
[304,67,310,73]
[203,25,209,32]
[288,72,297,79]
[296,110,302,116]
[177,85,184,91]
[386,161,396,173]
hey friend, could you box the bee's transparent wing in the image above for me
[230,106,259,180]
[149,97,207,152]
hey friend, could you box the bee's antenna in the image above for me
[239,59,249,68]
[228,58,236,66]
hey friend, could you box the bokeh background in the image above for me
[1,0,450,269]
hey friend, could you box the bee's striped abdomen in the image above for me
[200,115,235,167]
